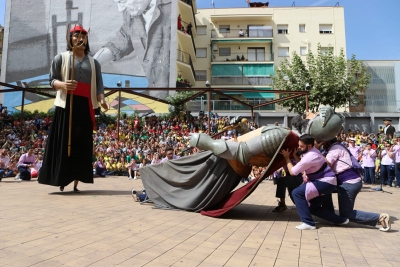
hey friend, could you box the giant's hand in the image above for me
[188,133,200,148]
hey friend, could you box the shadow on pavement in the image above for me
[49,190,131,196]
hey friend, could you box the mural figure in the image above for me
[94,0,172,97]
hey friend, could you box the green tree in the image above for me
[272,44,371,113]
[165,90,198,116]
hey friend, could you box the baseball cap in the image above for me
[70,25,87,34]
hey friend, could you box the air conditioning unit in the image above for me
[212,44,218,51]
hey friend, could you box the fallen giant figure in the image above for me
[139,106,342,217]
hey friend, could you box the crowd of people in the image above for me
[1,106,398,192]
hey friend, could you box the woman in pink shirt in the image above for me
[362,143,377,184]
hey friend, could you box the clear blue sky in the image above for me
[0,0,399,60]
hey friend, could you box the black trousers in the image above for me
[18,166,31,181]
[275,175,303,203]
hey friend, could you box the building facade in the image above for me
[192,5,346,104]
[191,5,400,133]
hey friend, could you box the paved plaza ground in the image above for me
[1,176,399,267]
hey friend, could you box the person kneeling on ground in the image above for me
[281,134,348,230]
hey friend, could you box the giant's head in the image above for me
[113,0,153,16]
[68,25,90,54]
[291,105,343,143]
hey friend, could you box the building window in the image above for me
[277,24,288,34]
[195,70,207,81]
[319,24,333,34]
[299,24,306,33]
[196,48,207,58]
[219,47,231,56]
[248,48,265,61]
[278,47,289,57]
[219,25,230,33]
[196,25,207,35]
[300,47,308,56]
[320,47,334,55]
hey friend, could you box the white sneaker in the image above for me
[133,176,137,180]
[295,223,316,230]
[128,176,132,180]
[16,178,22,182]
[14,174,20,180]
[340,219,349,225]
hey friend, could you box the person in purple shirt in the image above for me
[17,148,36,181]
[347,138,361,161]
[362,142,377,184]
[281,134,348,230]
[391,132,400,188]
[321,138,391,232]
[160,147,180,163]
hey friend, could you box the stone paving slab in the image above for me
[0,176,399,267]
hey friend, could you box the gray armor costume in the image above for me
[189,105,343,166]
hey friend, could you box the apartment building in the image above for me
[192,5,346,124]
[177,0,197,87]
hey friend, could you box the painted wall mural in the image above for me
[1,0,176,114]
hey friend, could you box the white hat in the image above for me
[349,138,356,141]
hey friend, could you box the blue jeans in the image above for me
[363,167,375,184]
[380,164,395,186]
[395,163,400,187]
[337,182,379,226]
[292,180,347,226]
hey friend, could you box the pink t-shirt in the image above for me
[326,144,361,184]
[381,149,394,166]
[392,145,400,163]
[291,147,325,175]
[362,149,376,167]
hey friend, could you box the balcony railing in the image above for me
[179,20,196,53]
[179,0,197,28]
[176,49,196,79]
[211,28,273,38]
[212,52,274,62]
[211,76,272,86]
[187,100,275,111]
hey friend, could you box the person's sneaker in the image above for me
[340,219,349,225]
[272,201,288,213]
[133,176,137,180]
[14,174,20,180]
[16,178,22,182]
[128,176,132,180]
[295,223,316,230]
[379,213,391,232]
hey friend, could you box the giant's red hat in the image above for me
[70,25,87,34]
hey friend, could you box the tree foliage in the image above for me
[165,90,198,116]
[272,44,371,113]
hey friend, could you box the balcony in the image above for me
[212,52,274,62]
[187,100,275,111]
[178,0,197,37]
[178,21,196,62]
[176,49,196,86]
[211,27,273,39]
[211,76,272,86]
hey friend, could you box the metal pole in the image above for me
[117,90,121,141]
[20,90,25,134]
[305,94,309,112]
[207,91,211,133]
[251,107,254,123]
